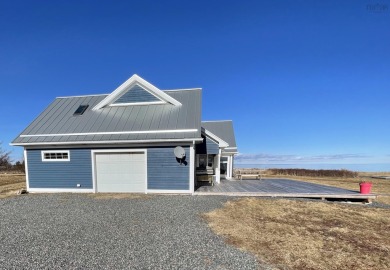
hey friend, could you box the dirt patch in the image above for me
[88,193,152,200]
[204,198,390,270]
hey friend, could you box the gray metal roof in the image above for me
[201,121,237,153]
[12,90,202,145]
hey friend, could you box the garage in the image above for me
[95,151,146,193]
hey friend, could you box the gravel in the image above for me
[0,194,269,270]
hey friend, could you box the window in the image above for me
[198,154,207,169]
[73,105,89,115]
[207,155,214,168]
[197,154,214,169]
[42,151,70,161]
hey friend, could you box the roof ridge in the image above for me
[163,88,202,92]
[202,120,232,123]
[57,94,108,99]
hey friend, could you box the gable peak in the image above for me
[92,74,181,110]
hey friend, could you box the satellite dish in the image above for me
[174,146,186,159]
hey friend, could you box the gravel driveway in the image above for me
[0,194,266,270]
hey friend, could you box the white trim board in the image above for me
[146,189,191,194]
[11,138,203,146]
[109,101,165,107]
[27,188,94,193]
[93,74,182,110]
[202,128,229,148]
[24,150,30,190]
[20,129,198,138]
[22,142,194,150]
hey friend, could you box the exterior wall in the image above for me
[26,145,191,192]
[147,146,190,190]
[114,85,160,104]
[27,149,92,189]
[195,135,219,155]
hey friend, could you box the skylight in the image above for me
[74,105,89,116]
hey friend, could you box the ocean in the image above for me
[234,163,390,172]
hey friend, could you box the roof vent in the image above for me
[74,105,89,116]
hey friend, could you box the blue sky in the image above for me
[1,0,389,166]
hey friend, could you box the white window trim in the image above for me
[41,150,70,162]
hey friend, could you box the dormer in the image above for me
[93,74,181,110]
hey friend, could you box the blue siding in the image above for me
[147,147,190,190]
[27,149,92,189]
[195,136,219,155]
[27,146,191,191]
[114,85,160,104]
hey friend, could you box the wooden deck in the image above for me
[195,178,377,201]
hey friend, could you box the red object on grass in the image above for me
[360,182,372,194]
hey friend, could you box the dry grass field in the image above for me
[205,169,390,269]
[204,198,390,270]
[0,174,25,198]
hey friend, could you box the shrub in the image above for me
[267,168,358,178]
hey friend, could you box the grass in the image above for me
[0,174,26,199]
[204,197,390,270]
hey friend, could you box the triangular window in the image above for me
[112,84,162,105]
[92,74,181,110]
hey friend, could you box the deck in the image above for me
[195,178,377,201]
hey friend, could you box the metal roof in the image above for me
[201,121,237,153]
[12,90,202,146]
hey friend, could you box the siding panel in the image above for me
[27,146,191,191]
[195,136,219,155]
[147,146,190,190]
[27,149,92,189]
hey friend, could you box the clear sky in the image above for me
[1,0,389,167]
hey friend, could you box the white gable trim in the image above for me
[93,74,181,110]
[109,100,165,107]
[202,128,229,148]
[20,129,198,138]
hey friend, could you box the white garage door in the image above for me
[95,152,146,193]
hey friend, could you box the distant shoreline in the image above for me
[234,163,390,173]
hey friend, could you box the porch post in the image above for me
[231,154,235,179]
[190,143,195,194]
[226,156,232,179]
[214,149,221,184]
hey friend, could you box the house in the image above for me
[11,75,237,194]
